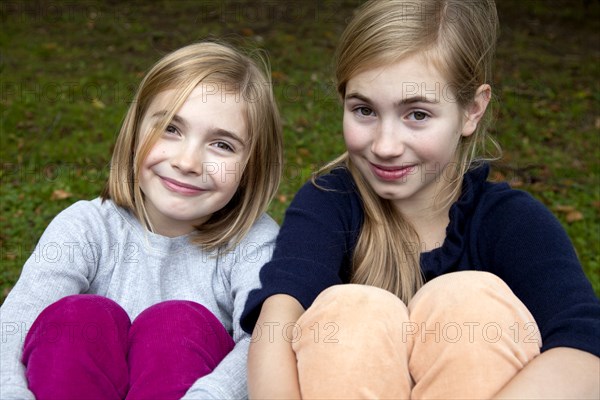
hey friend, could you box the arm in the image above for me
[241,170,361,397]
[0,202,98,399]
[248,294,305,399]
[182,215,280,399]
[493,347,599,399]
[480,190,600,398]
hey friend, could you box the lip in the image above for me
[369,162,416,181]
[159,176,205,196]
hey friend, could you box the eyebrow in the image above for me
[151,111,188,129]
[151,110,246,146]
[345,92,440,106]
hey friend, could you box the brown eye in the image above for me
[413,111,427,120]
[165,124,180,135]
[355,107,374,116]
[213,141,234,152]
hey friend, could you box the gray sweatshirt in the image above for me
[0,198,278,399]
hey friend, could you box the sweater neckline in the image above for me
[422,164,489,262]
[108,200,198,254]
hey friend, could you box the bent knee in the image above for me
[299,284,409,332]
[409,271,532,324]
[37,295,127,324]
[316,284,406,312]
[412,271,513,306]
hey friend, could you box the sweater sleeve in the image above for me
[182,214,279,399]
[479,190,600,357]
[241,170,362,334]
[0,201,99,399]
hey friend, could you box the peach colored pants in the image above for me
[291,271,541,399]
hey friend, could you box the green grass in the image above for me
[1,0,599,301]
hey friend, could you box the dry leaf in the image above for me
[297,148,310,157]
[241,28,254,37]
[553,205,576,213]
[51,189,72,201]
[278,194,288,203]
[271,71,286,81]
[565,211,583,223]
[491,171,505,181]
[509,178,523,188]
[92,98,106,109]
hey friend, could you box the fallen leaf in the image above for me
[241,28,254,37]
[566,211,583,223]
[278,194,288,203]
[271,71,286,81]
[509,177,523,188]
[297,148,310,157]
[491,171,505,181]
[554,205,576,213]
[92,98,105,109]
[51,189,72,201]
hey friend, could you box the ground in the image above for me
[1,0,598,300]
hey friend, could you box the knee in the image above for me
[131,301,230,344]
[315,284,406,312]
[24,295,130,353]
[133,300,214,326]
[33,295,128,326]
[300,284,409,330]
[415,271,512,303]
[409,271,525,321]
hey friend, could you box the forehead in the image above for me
[144,84,248,137]
[346,54,457,103]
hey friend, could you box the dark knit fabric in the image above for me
[242,164,600,357]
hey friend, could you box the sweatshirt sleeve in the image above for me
[182,214,279,399]
[241,169,363,334]
[480,190,600,357]
[0,201,100,399]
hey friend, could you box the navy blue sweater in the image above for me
[242,165,600,357]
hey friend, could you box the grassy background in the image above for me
[1,0,599,302]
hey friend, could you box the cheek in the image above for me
[343,116,369,154]
[143,143,168,166]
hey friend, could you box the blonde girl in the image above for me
[0,41,283,399]
[242,1,600,398]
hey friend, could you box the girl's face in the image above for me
[343,54,486,214]
[138,85,248,237]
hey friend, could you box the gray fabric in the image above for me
[0,198,278,399]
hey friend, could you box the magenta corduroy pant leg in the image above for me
[22,295,234,400]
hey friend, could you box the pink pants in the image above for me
[22,295,234,400]
[292,271,542,399]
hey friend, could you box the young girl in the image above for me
[242,1,600,398]
[0,41,283,399]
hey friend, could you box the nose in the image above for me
[171,143,202,175]
[371,119,404,159]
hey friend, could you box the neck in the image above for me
[393,181,460,252]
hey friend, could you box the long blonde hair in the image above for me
[102,42,283,251]
[322,0,500,303]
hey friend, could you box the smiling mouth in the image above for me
[159,176,205,195]
[369,163,416,181]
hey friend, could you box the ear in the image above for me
[461,84,491,137]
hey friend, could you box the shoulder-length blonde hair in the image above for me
[321,0,500,303]
[102,42,283,251]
